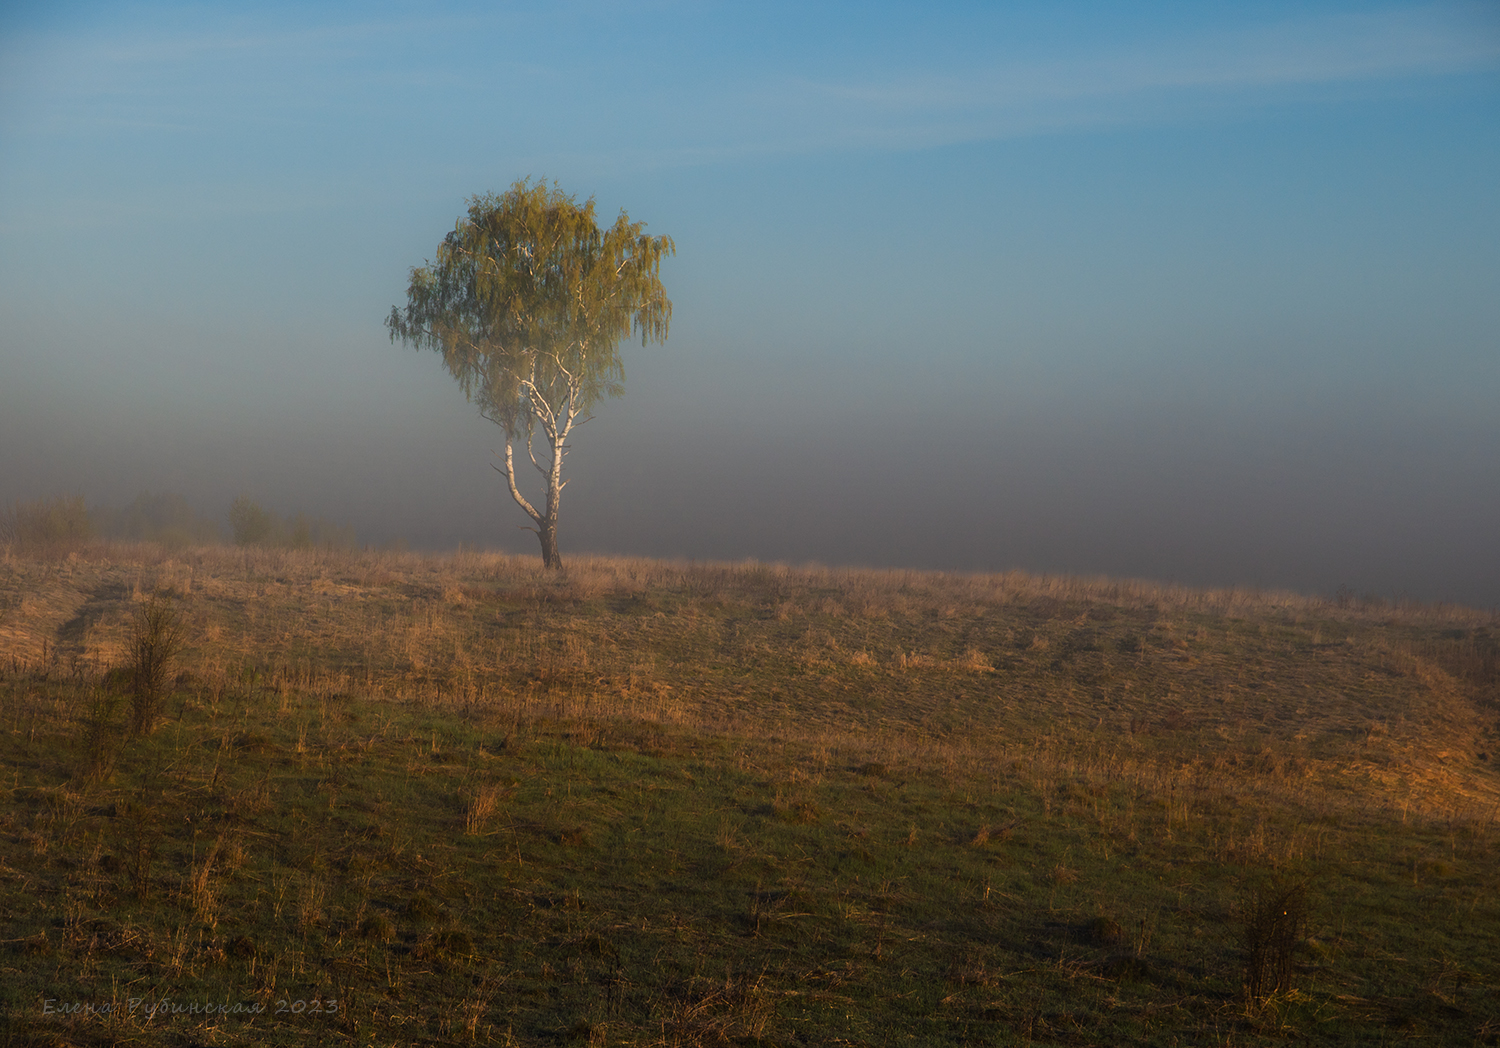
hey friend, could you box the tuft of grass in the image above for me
[463,781,506,835]
[358,913,395,942]
[76,683,121,783]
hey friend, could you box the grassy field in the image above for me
[1,542,1497,1046]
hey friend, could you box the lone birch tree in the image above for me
[387,180,673,568]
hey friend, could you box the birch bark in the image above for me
[491,357,582,569]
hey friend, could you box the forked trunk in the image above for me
[496,387,575,571]
[497,437,565,570]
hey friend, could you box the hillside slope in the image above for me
[3,542,1499,1046]
[4,543,1496,816]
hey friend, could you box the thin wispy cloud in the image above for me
[0,12,561,141]
[762,7,1500,152]
[7,3,1494,158]
[5,11,472,67]
[474,6,1500,175]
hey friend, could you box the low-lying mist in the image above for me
[2,378,1496,609]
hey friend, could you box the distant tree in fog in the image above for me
[228,496,355,549]
[229,496,277,547]
[94,491,222,547]
[386,179,673,569]
[0,495,92,554]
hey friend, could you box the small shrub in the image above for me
[129,592,186,736]
[1243,877,1309,1004]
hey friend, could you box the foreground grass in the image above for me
[1,543,1497,1045]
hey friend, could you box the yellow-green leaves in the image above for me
[386,178,672,438]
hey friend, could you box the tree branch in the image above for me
[525,426,546,476]
[492,443,542,524]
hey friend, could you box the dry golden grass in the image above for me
[2,539,1496,826]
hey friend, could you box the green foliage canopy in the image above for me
[385,179,673,440]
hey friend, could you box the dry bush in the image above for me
[129,591,185,735]
[1243,877,1309,1004]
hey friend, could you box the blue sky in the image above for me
[2,1,1498,604]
